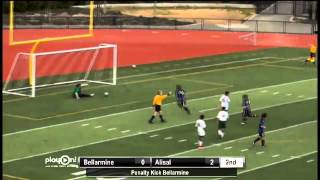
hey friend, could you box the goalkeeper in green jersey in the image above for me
[73,83,94,100]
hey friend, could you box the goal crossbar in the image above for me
[3,43,117,97]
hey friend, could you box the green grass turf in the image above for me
[3,100,317,180]
[234,152,317,180]
[3,47,315,133]
[3,47,317,180]
[3,78,316,161]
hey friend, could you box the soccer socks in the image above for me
[159,115,166,122]
[149,115,155,123]
[261,139,265,146]
[183,107,191,114]
[149,115,166,123]
[198,141,204,150]
[253,137,260,144]
[198,141,203,147]
[218,130,224,138]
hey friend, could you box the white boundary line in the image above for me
[3,78,316,137]
[2,56,277,98]
[169,120,316,157]
[3,100,316,164]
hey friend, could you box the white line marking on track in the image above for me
[224,146,232,150]
[273,92,280,95]
[107,128,117,131]
[149,135,158,138]
[241,149,248,152]
[121,130,131,133]
[94,126,102,129]
[81,124,89,127]
[272,154,280,158]
[260,90,268,93]
[286,93,292,96]
[178,139,187,142]
[164,137,173,140]
[298,95,305,98]
[306,159,314,163]
[256,151,265,155]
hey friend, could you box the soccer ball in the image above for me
[132,64,136,68]
[104,92,109,96]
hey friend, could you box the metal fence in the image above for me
[3,15,317,34]
[251,1,316,18]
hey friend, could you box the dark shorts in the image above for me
[242,108,253,117]
[310,53,315,58]
[198,136,205,142]
[218,121,226,129]
[258,131,265,137]
[154,105,161,112]
[177,99,187,107]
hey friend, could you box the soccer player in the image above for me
[305,43,317,64]
[241,94,257,125]
[175,85,191,114]
[253,113,267,147]
[195,114,206,150]
[219,91,231,111]
[72,83,94,100]
[217,107,229,139]
[148,90,171,124]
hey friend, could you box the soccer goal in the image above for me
[3,43,117,97]
[239,32,257,46]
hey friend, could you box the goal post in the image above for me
[239,32,257,46]
[3,43,118,97]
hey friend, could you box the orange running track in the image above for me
[2,29,317,81]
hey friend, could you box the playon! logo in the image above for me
[45,155,78,168]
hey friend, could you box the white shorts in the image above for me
[198,129,206,137]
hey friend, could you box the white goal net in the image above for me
[239,32,257,46]
[3,43,117,97]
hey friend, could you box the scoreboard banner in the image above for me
[79,157,245,177]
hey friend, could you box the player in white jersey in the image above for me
[217,107,229,139]
[195,114,206,150]
[219,91,231,111]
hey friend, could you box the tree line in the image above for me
[2,1,88,13]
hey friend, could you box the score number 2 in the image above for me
[210,159,214,166]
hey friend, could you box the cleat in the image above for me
[90,93,95,97]
[241,122,246,125]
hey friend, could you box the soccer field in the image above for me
[3,47,317,180]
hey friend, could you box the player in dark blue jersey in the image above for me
[241,94,256,125]
[253,113,267,147]
[175,85,191,114]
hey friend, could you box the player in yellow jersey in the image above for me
[305,44,317,64]
[148,90,172,124]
